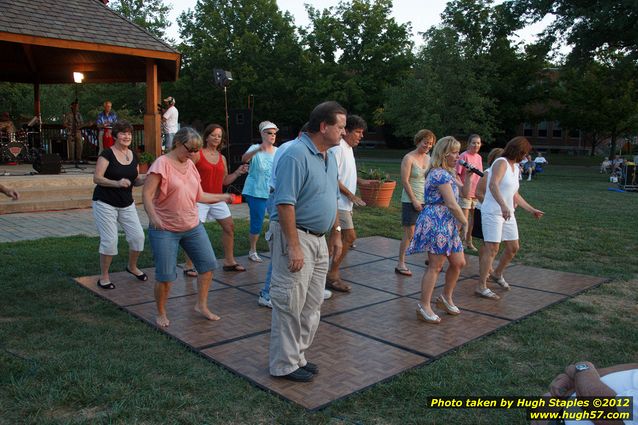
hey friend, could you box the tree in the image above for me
[383,0,547,144]
[553,56,638,157]
[510,0,638,60]
[301,0,414,123]
[174,0,309,130]
[109,0,172,41]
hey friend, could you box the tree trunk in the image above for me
[609,130,617,160]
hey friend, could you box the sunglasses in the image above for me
[264,131,277,135]
[183,144,200,153]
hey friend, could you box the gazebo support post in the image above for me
[144,59,161,157]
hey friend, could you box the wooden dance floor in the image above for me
[74,236,607,410]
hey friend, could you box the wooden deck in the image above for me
[74,236,607,410]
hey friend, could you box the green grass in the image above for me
[1,165,637,424]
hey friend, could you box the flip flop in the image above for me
[326,278,351,292]
[394,267,413,276]
[222,263,246,272]
[126,267,148,281]
[183,268,198,277]
[97,279,115,290]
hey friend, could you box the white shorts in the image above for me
[197,202,231,222]
[481,211,518,242]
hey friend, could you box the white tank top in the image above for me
[481,157,519,215]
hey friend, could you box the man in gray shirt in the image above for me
[268,101,346,382]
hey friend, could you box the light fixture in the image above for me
[73,72,84,83]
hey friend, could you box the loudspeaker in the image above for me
[33,153,61,174]
[228,109,253,146]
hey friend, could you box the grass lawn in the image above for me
[1,163,637,424]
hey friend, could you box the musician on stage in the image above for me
[63,100,84,162]
[96,100,118,153]
[0,112,16,135]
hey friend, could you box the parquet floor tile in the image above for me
[202,322,427,410]
[324,297,508,357]
[125,288,272,348]
[339,258,434,296]
[502,264,607,295]
[73,236,607,409]
[349,236,401,257]
[75,269,228,307]
[425,277,567,320]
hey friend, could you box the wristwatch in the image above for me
[334,226,342,232]
[575,363,591,373]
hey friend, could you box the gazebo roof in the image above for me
[0,0,181,84]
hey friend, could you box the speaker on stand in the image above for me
[33,152,62,174]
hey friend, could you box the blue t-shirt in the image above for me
[242,144,276,199]
[271,133,339,233]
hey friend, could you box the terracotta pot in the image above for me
[358,180,396,208]
[138,163,150,174]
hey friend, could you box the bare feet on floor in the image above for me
[194,304,221,321]
[156,314,170,327]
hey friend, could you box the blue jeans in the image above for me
[148,223,218,282]
[261,262,273,299]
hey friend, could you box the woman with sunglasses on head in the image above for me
[241,121,278,263]
[143,127,232,328]
[476,137,544,300]
[92,120,146,290]
[408,136,468,324]
[395,129,435,277]
[182,124,249,277]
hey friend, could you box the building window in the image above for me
[538,121,548,137]
[523,122,533,137]
[552,121,562,138]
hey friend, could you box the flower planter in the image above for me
[138,163,150,174]
[358,180,396,208]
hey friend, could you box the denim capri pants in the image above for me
[148,222,218,282]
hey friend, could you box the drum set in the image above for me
[0,130,40,163]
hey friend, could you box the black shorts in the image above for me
[402,202,422,226]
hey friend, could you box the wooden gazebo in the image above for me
[0,0,181,156]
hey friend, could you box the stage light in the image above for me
[73,72,84,83]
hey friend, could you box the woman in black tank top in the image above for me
[92,120,147,290]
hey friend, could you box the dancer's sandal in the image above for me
[126,267,148,281]
[490,274,510,290]
[183,268,198,277]
[97,280,115,290]
[474,287,500,300]
[436,296,461,315]
[416,303,441,323]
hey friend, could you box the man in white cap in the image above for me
[162,96,179,151]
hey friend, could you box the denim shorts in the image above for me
[402,202,423,226]
[148,223,218,282]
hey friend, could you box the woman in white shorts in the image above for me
[477,137,544,300]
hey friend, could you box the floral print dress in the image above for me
[407,168,464,256]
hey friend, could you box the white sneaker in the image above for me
[258,295,272,308]
[323,289,333,300]
[248,251,263,263]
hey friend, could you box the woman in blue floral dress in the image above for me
[407,136,468,324]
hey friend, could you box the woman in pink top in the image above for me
[143,127,232,328]
[182,124,249,276]
[455,134,483,251]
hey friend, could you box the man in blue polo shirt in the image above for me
[268,101,346,382]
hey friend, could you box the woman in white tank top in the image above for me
[476,137,544,300]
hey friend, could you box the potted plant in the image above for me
[138,152,155,174]
[357,168,396,208]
